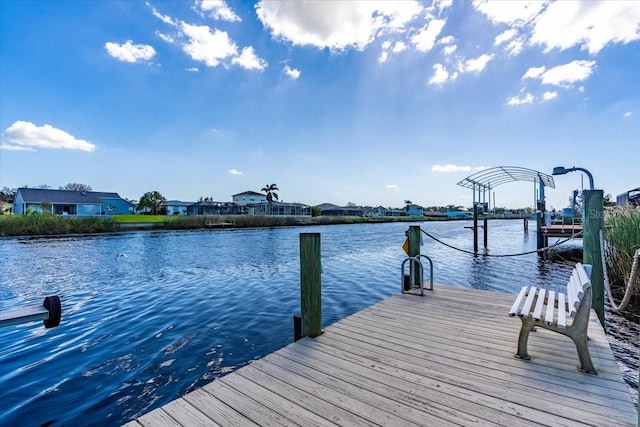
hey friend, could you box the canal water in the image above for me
[0,220,634,426]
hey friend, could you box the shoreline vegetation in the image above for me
[1,209,638,320]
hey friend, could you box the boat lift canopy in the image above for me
[457,166,555,208]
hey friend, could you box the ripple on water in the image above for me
[0,221,636,426]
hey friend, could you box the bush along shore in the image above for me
[0,213,455,237]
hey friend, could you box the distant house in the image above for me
[232,191,266,205]
[316,203,365,216]
[13,188,135,216]
[248,201,311,217]
[188,201,246,216]
[616,187,640,207]
[163,200,193,216]
[406,204,424,217]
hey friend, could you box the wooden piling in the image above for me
[300,233,322,338]
[524,217,528,233]
[583,190,604,326]
[483,217,488,249]
[473,205,479,256]
[408,226,421,287]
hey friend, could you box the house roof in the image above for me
[164,200,194,206]
[16,188,131,205]
[232,191,264,197]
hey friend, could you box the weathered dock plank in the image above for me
[127,285,637,426]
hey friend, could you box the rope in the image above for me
[599,228,640,313]
[419,228,583,257]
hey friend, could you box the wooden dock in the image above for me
[125,285,637,426]
[542,224,583,247]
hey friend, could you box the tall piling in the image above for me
[582,190,604,326]
[300,232,322,338]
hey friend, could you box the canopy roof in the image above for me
[457,166,555,190]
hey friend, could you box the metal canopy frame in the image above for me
[457,166,555,208]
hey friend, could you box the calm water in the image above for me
[0,220,581,426]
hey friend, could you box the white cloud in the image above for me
[494,28,517,45]
[522,66,546,80]
[460,53,494,72]
[104,40,156,63]
[3,121,96,152]
[442,44,457,55]
[538,60,596,87]
[477,1,640,56]
[284,65,301,79]
[428,63,457,85]
[392,41,407,53]
[195,0,241,22]
[378,50,389,63]
[0,143,35,151]
[506,92,534,106]
[381,40,392,50]
[386,184,398,189]
[473,0,545,26]
[438,35,455,44]
[231,46,268,71]
[542,91,557,101]
[411,19,447,52]
[505,38,524,55]
[431,164,486,173]
[186,67,199,72]
[180,23,238,67]
[228,169,243,175]
[530,1,640,54]
[624,111,632,117]
[256,1,424,51]
[150,5,265,71]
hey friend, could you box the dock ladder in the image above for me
[401,254,434,296]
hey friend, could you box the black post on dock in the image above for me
[583,190,604,326]
[524,217,528,233]
[473,204,479,256]
[299,232,322,339]
[483,217,488,249]
[408,226,421,287]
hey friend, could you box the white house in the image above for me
[232,191,266,205]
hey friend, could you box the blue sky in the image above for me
[1,0,638,210]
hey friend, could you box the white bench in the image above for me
[508,263,596,374]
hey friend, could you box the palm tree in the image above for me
[261,184,279,215]
[404,200,413,211]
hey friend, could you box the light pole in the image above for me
[552,166,594,190]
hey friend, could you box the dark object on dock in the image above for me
[0,295,62,329]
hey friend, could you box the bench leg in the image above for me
[515,318,535,360]
[569,333,597,374]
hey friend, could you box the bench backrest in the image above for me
[567,263,591,318]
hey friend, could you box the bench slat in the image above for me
[544,290,556,325]
[557,292,567,328]
[520,286,538,318]
[509,286,529,316]
[532,288,546,321]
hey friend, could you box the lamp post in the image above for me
[552,165,604,326]
[552,166,594,190]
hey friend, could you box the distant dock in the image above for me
[542,224,584,247]
[124,285,636,426]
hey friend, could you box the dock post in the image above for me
[473,205,479,256]
[408,226,421,287]
[536,210,543,252]
[583,190,604,326]
[483,217,488,249]
[524,217,528,233]
[300,233,322,338]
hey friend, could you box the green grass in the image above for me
[111,215,168,223]
[0,214,118,236]
[604,207,640,314]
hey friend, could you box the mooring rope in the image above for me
[419,228,583,257]
[599,228,640,313]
